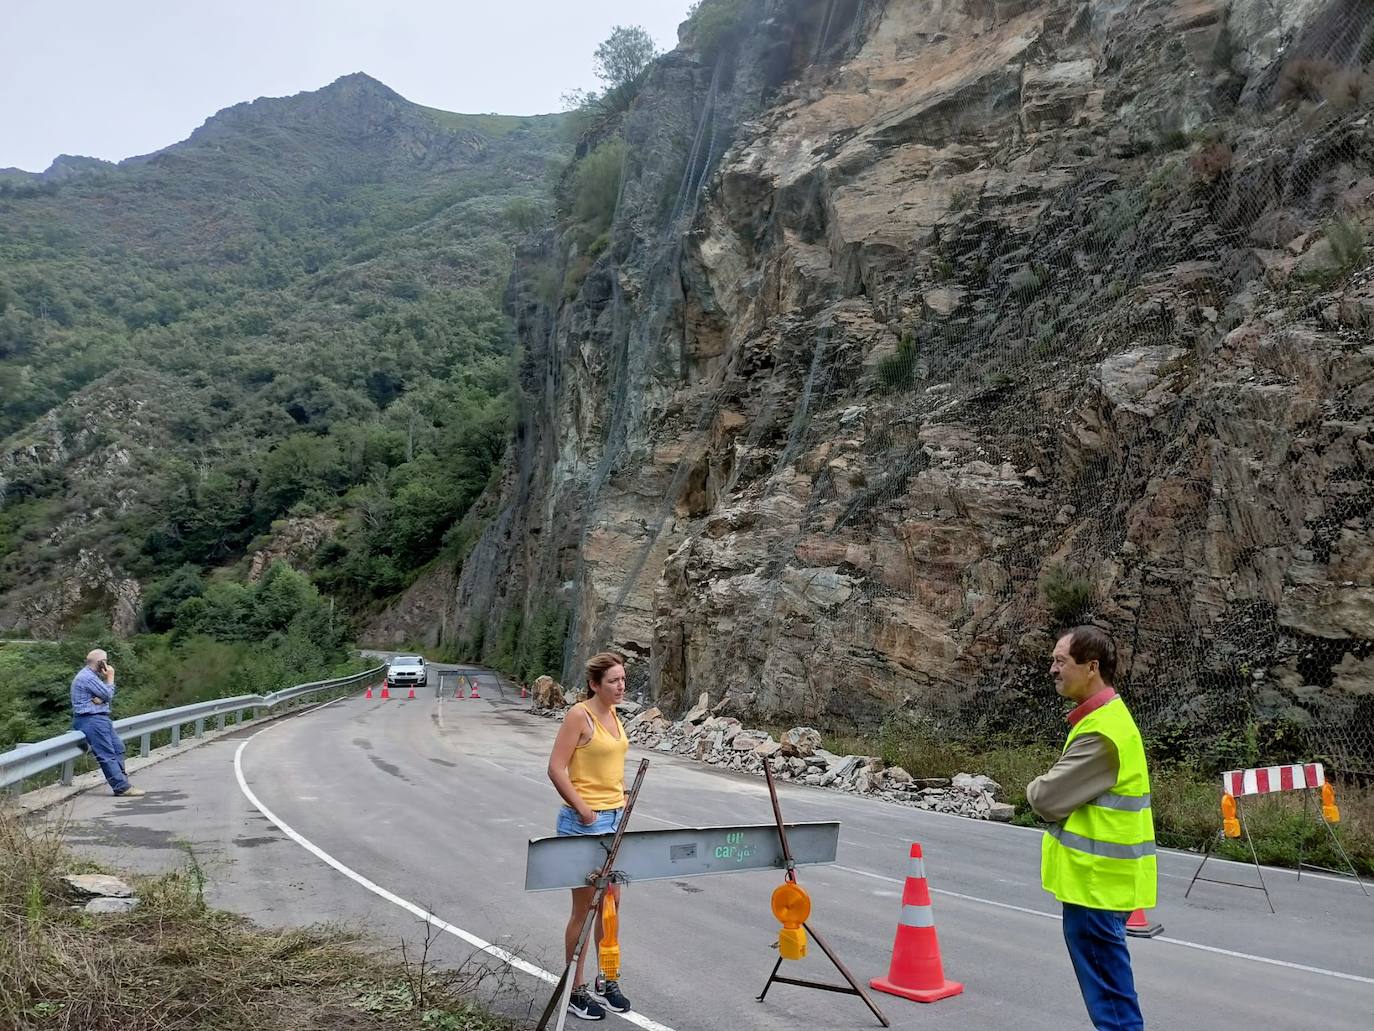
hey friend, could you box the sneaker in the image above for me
[116,786,146,797]
[592,975,632,1013]
[568,985,605,1021]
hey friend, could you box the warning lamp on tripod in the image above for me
[771,881,811,961]
[1322,783,1341,824]
[1221,793,1240,838]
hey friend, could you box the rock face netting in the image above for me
[472,1,1374,777]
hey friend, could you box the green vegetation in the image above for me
[0,807,512,1030]
[0,564,357,751]
[876,331,919,392]
[561,25,659,138]
[461,602,568,684]
[683,0,749,61]
[571,137,629,234]
[1041,562,1094,626]
[825,718,1374,875]
[0,77,570,647]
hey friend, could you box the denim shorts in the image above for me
[556,805,622,837]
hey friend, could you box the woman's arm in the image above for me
[548,707,596,824]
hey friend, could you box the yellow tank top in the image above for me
[568,702,628,810]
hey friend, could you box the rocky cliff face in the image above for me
[455,0,1374,769]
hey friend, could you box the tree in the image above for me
[593,26,660,92]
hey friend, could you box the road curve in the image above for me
[57,671,1374,1030]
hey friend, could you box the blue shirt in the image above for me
[71,667,115,716]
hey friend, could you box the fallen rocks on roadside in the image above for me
[62,873,141,914]
[528,696,1016,822]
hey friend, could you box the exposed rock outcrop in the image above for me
[458,1,1374,766]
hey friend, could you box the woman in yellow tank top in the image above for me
[547,651,631,1021]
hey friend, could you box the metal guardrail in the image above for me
[0,665,384,793]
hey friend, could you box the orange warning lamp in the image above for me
[1221,794,1240,838]
[1322,783,1341,824]
[771,881,811,961]
[598,893,620,981]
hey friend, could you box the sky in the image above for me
[0,0,693,171]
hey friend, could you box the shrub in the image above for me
[1041,562,1094,626]
[572,137,628,233]
[876,331,918,391]
[683,0,748,62]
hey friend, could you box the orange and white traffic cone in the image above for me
[870,843,963,1003]
[1125,908,1162,938]
[521,684,529,699]
[406,687,416,700]
[469,680,480,699]
[380,684,391,700]
[365,686,373,699]
[454,682,463,699]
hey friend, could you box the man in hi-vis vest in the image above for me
[1027,626,1154,1031]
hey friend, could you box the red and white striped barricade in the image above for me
[1185,761,1366,911]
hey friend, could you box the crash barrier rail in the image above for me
[0,665,385,793]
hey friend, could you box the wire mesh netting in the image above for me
[520,1,1374,778]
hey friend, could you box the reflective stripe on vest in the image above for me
[1047,824,1157,860]
[1040,696,1157,911]
[1090,791,1152,812]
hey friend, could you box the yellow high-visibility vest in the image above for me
[1041,696,1157,911]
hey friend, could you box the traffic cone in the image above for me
[365,686,373,699]
[521,684,529,699]
[454,682,463,699]
[469,680,481,699]
[1125,908,1163,938]
[380,684,391,700]
[870,843,963,1003]
[407,687,416,700]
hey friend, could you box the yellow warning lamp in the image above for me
[1221,794,1240,838]
[598,893,620,981]
[1322,783,1341,824]
[771,881,811,961]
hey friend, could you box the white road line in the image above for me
[830,864,1374,985]
[234,708,678,1031]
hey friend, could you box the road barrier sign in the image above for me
[1187,761,1367,911]
[524,822,840,890]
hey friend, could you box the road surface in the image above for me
[55,665,1373,1029]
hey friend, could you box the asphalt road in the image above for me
[56,665,1374,1030]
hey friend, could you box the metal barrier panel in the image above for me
[524,821,841,891]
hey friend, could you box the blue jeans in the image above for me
[556,806,622,836]
[1062,903,1143,1030]
[73,714,130,794]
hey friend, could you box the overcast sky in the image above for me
[1,1,693,171]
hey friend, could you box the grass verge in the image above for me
[819,724,1374,877]
[0,807,513,1031]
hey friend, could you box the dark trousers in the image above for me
[73,714,130,794]
[1062,902,1144,1031]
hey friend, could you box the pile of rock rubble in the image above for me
[530,680,1015,822]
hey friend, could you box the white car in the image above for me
[386,655,426,690]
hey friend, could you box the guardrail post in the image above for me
[140,733,152,758]
[195,718,205,739]
[253,707,264,721]
[217,713,226,730]
[235,710,244,724]
[61,759,75,786]
[170,723,181,747]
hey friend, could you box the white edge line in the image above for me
[234,703,677,1031]
[831,864,1374,985]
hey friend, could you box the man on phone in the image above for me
[71,649,144,797]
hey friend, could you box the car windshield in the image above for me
[393,656,422,665]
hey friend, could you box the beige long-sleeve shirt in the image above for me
[1026,732,1120,823]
